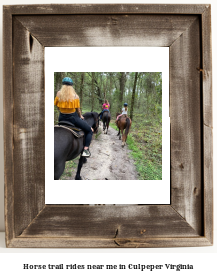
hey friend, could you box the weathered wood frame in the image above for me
[3,4,212,248]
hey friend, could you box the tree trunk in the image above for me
[119,72,126,111]
[55,72,63,96]
[130,72,138,120]
[74,72,78,91]
[91,72,95,111]
[79,72,85,111]
[94,73,102,104]
[109,73,113,110]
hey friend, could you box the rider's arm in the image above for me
[76,108,84,120]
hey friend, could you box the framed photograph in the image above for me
[4,4,212,247]
[45,47,170,204]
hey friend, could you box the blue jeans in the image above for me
[59,112,93,147]
[100,109,109,119]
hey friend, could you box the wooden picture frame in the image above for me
[3,4,213,248]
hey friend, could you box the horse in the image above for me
[54,112,99,180]
[102,111,111,134]
[116,114,132,147]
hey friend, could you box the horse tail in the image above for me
[125,117,131,136]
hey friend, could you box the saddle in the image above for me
[118,114,127,121]
[54,121,85,138]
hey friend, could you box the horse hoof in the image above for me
[75,176,82,180]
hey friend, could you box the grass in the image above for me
[59,159,78,180]
[109,121,117,130]
[128,115,162,180]
[110,116,162,180]
[94,131,102,140]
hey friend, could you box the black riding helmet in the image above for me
[124,103,128,107]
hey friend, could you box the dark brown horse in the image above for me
[102,111,111,134]
[116,114,132,147]
[54,112,99,180]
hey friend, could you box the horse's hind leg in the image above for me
[54,160,65,180]
[117,129,120,136]
[122,130,126,147]
[122,140,126,147]
[119,129,123,140]
[75,154,85,180]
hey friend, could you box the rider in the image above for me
[100,99,110,120]
[115,103,128,123]
[54,77,93,157]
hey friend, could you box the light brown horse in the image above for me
[116,114,132,147]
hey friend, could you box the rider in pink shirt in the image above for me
[102,100,110,110]
[100,99,110,119]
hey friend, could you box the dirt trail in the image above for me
[73,123,138,180]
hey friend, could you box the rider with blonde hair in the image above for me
[54,77,93,157]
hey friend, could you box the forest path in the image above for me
[73,123,138,180]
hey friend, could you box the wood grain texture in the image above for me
[16,15,197,47]
[170,17,202,234]
[3,7,14,247]
[203,126,213,243]
[4,4,207,15]
[8,237,212,248]
[3,4,212,248]
[12,17,45,237]
[20,205,199,238]
[201,6,213,244]
[202,6,212,128]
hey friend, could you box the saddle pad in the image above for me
[54,125,85,138]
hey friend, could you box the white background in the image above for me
[0,0,216,277]
[45,47,170,204]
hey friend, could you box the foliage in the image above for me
[110,117,162,180]
[126,115,162,180]
[59,160,77,180]
[54,106,59,125]
[54,72,162,118]
[54,72,162,180]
